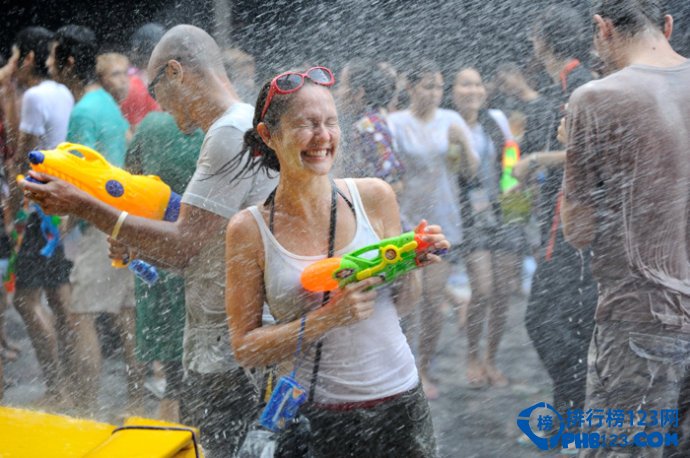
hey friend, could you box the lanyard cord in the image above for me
[265,178,354,400]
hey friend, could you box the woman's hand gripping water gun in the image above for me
[301,220,450,293]
[19,142,182,285]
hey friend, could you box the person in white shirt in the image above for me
[387,60,476,399]
[7,26,75,407]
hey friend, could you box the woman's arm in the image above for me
[449,123,479,179]
[226,209,382,369]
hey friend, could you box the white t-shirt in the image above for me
[181,102,278,374]
[19,80,74,149]
[388,108,473,244]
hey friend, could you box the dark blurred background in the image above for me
[1,0,689,81]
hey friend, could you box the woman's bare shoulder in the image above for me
[349,177,396,207]
[226,207,264,258]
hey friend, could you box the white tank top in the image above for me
[247,179,418,403]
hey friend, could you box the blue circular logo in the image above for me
[105,180,124,198]
[516,402,564,450]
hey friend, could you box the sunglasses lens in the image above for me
[307,68,332,85]
[275,74,304,92]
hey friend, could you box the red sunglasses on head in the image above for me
[260,66,335,121]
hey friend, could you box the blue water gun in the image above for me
[32,204,61,258]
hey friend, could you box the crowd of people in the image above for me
[1,0,690,457]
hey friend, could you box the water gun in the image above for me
[300,222,446,293]
[499,139,521,193]
[26,142,181,284]
[32,204,60,258]
[498,140,531,223]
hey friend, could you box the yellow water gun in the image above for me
[28,142,180,222]
[26,143,181,281]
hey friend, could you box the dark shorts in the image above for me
[461,223,527,256]
[302,383,438,457]
[579,321,690,458]
[15,249,72,290]
[180,368,259,457]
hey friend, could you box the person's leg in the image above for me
[13,287,62,400]
[464,250,493,387]
[69,312,101,413]
[182,369,259,456]
[0,267,19,361]
[158,360,183,422]
[524,260,573,395]
[116,306,146,415]
[418,260,452,399]
[484,250,521,387]
[45,283,76,400]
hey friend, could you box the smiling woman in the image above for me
[451,66,527,389]
[225,67,450,456]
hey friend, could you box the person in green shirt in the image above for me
[125,110,203,421]
[67,86,129,166]
[48,25,139,414]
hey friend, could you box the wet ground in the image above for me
[1,260,565,457]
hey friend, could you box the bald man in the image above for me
[22,24,276,455]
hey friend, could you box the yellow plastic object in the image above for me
[85,417,202,458]
[28,142,174,221]
[0,407,204,457]
[354,241,417,282]
[26,142,181,269]
[0,407,115,457]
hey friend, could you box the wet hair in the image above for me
[346,58,397,109]
[241,79,284,174]
[406,59,442,87]
[215,75,306,181]
[592,0,667,36]
[54,25,98,83]
[532,5,589,60]
[130,23,165,68]
[216,67,338,182]
[14,27,54,78]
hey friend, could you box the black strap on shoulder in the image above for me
[264,179,354,234]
